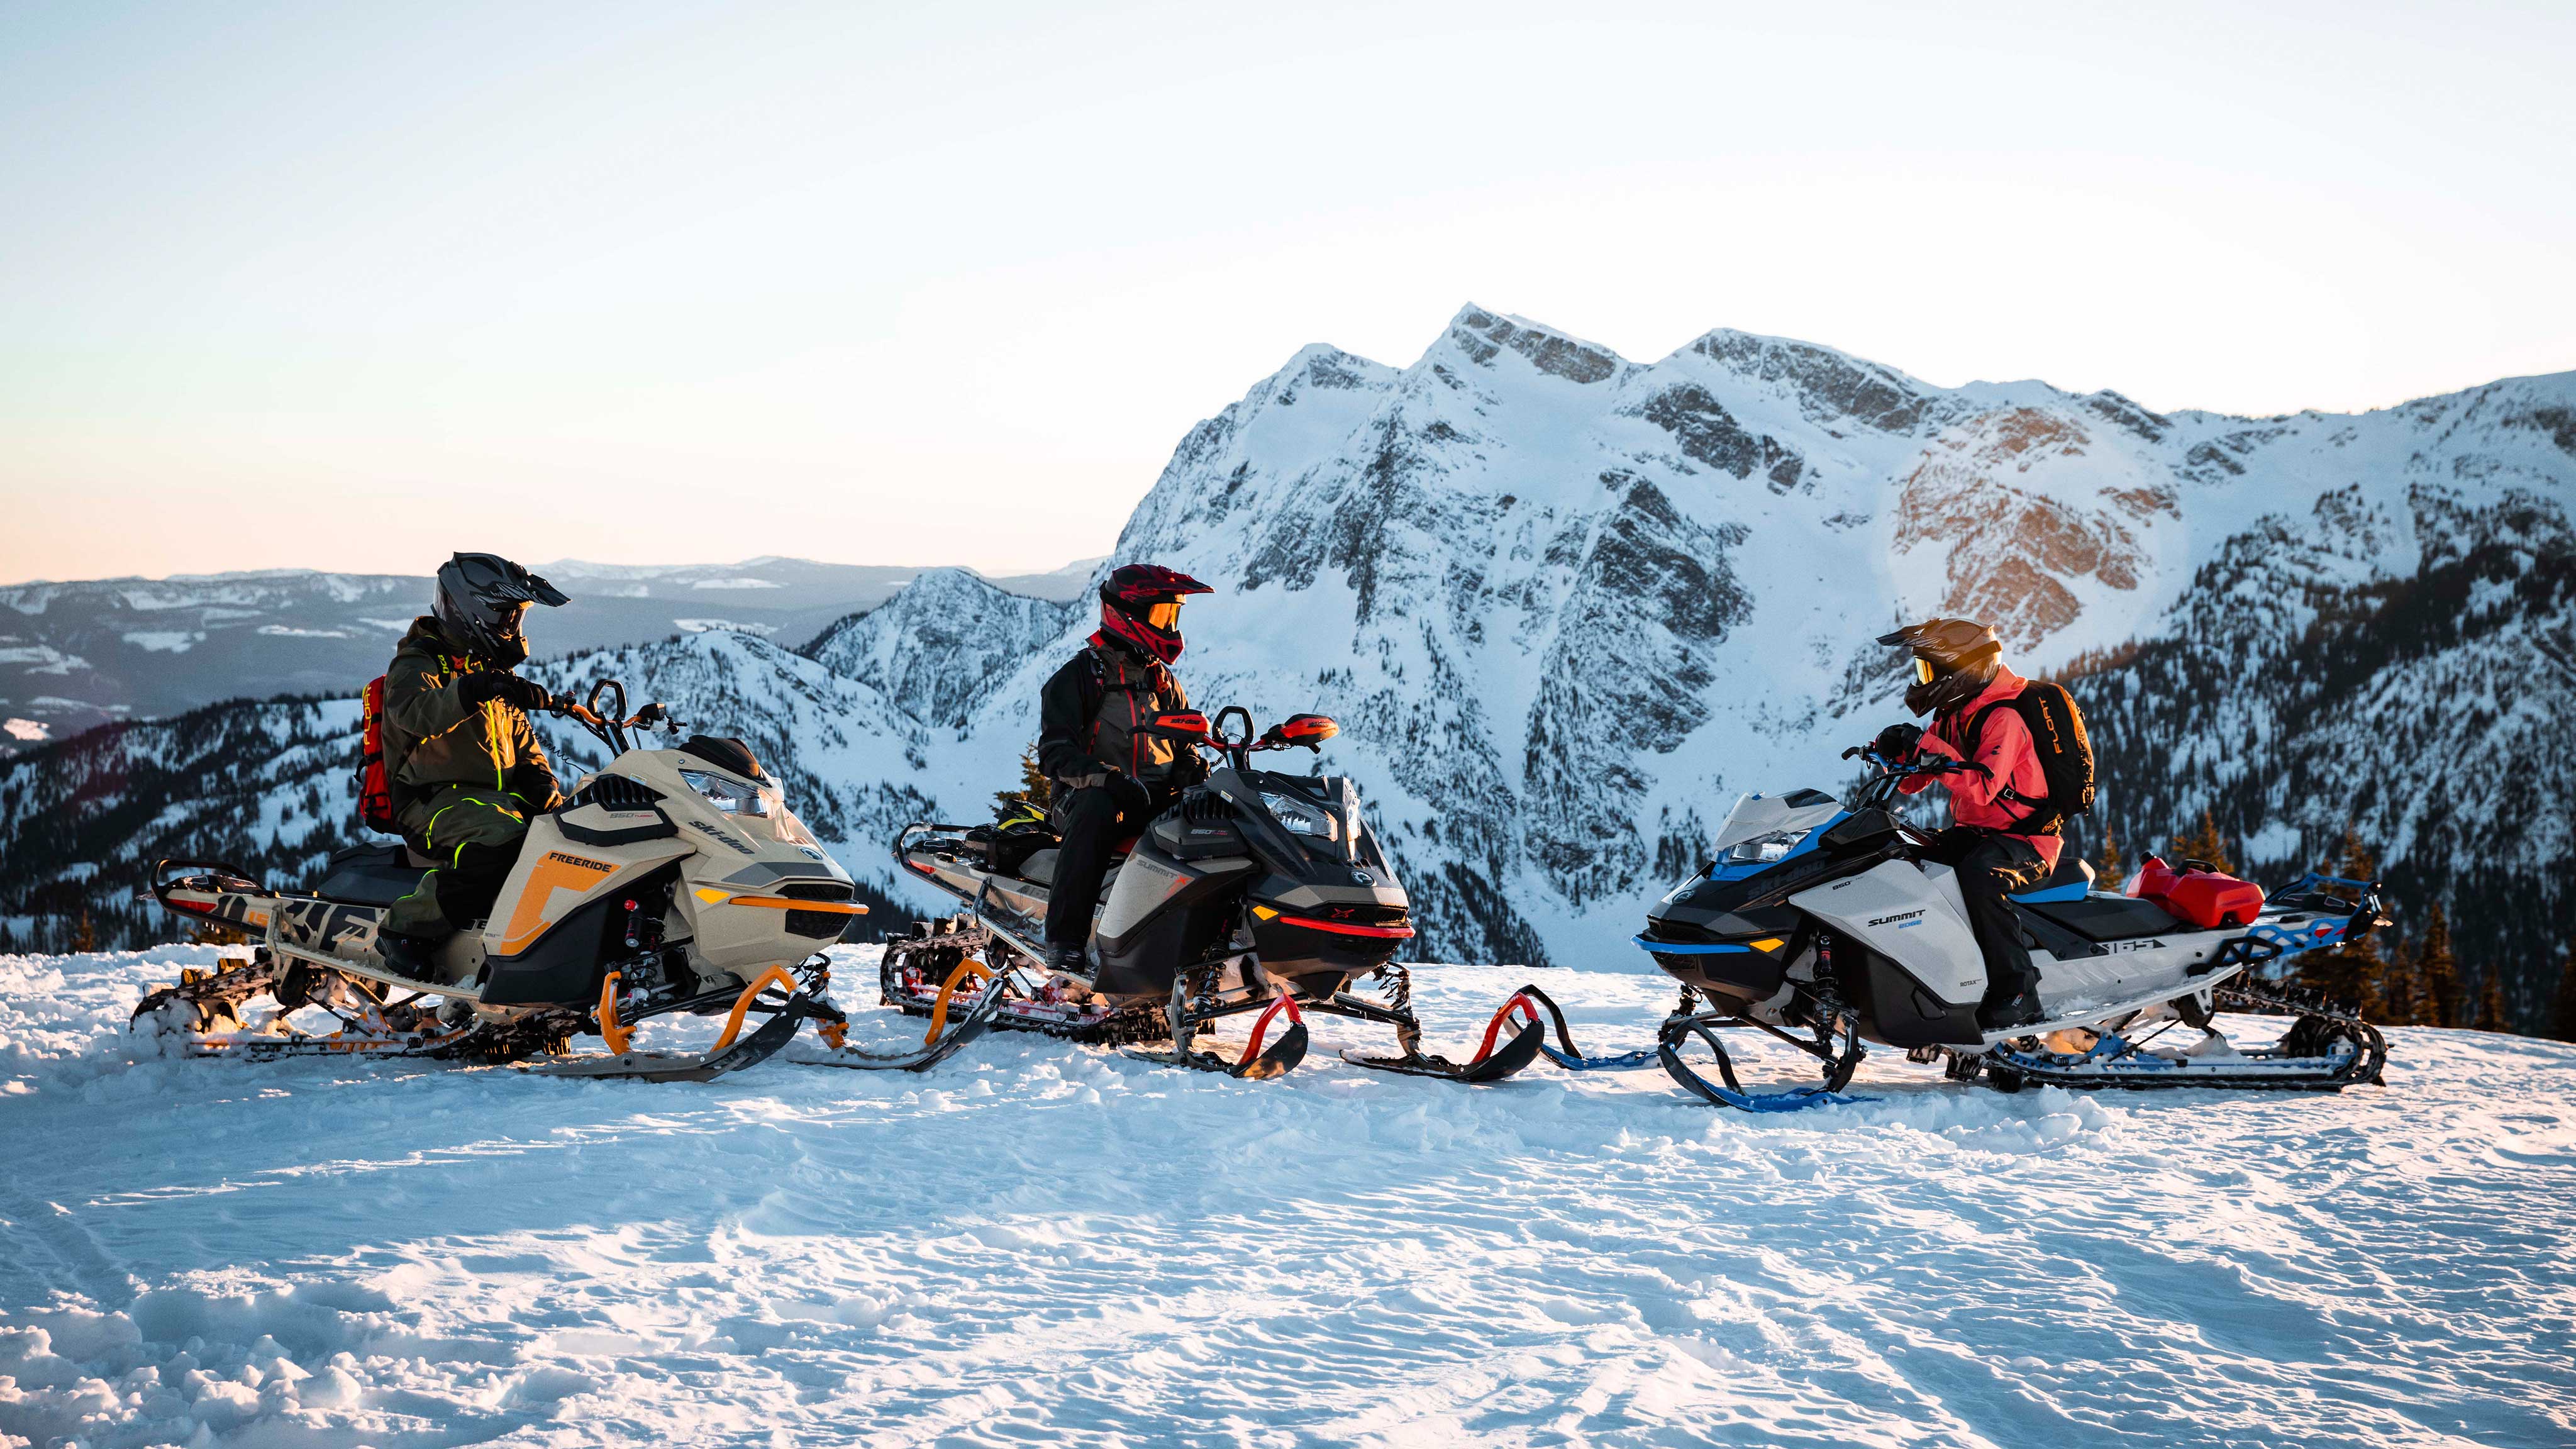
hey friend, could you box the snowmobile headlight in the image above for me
[1722,829,1809,864]
[680,768,769,818]
[1260,791,1338,840]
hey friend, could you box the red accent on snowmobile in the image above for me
[1470,991,1543,1067]
[1274,913,1414,940]
[1240,992,1302,1064]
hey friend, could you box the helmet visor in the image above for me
[1913,657,1937,686]
[1146,601,1182,630]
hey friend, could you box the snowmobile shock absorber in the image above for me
[597,970,633,1055]
[711,965,802,1052]
[923,957,996,1048]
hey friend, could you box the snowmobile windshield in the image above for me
[1708,789,1844,860]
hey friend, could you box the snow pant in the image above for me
[382,785,531,940]
[1918,828,2048,1004]
[1043,782,1175,947]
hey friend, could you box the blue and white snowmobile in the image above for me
[1527,745,2390,1109]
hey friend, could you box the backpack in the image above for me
[357,675,397,835]
[1967,679,2094,836]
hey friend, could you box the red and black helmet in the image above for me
[1096,564,1213,665]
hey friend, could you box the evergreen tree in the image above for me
[991,742,1053,826]
[2548,940,2576,1043]
[2096,827,2124,882]
[2379,930,2420,1026]
[2168,809,2234,874]
[70,909,97,953]
[2474,968,2511,1033]
[2414,902,2460,1029]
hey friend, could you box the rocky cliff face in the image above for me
[8,308,2571,1018]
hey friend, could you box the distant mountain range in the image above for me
[0,556,1099,746]
[6,305,2569,1024]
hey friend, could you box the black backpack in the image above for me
[1967,680,2094,836]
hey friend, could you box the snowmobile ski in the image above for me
[1334,984,1547,1083]
[799,950,1009,1072]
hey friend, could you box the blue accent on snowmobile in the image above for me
[1631,935,1755,955]
[1536,1043,1660,1072]
[2007,880,2090,904]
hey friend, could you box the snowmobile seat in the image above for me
[2009,855,2096,905]
[1013,836,1140,889]
[315,842,433,908]
[2017,894,2185,943]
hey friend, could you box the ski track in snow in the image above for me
[1,948,2571,1448]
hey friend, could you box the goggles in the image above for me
[1913,657,1938,686]
[1146,601,1183,630]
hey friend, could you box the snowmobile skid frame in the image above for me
[138,857,845,1082]
[870,911,1546,1084]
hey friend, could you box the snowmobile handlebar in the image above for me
[1841,744,1990,779]
[547,679,685,757]
[1147,706,1340,773]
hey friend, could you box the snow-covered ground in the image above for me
[3,947,2571,1448]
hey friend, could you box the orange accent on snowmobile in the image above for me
[499,852,618,953]
[711,965,798,1052]
[924,957,996,1046]
[597,970,631,1055]
[706,892,869,915]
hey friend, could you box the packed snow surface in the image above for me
[3,948,2571,1448]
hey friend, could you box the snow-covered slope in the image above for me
[4,945,2572,1448]
[8,307,2572,1013]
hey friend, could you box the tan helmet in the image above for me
[1879,618,2002,716]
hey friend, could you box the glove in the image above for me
[1103,772,1153,821]
[1179,787,1234,824]
[457,672,553,711]
[1873,723,1923,760]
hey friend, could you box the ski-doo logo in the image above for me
[543,850,614,874]
[1867,909,1925,929]
[688,819,756,855]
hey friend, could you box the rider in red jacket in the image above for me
[1875,619,2054,1030]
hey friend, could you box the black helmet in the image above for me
[433,553,569,667]
[1879,618,2002,717]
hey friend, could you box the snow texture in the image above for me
[4,947,2572,1447]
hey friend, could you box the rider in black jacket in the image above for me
[1033,564,1213,974]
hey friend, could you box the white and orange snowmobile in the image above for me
[877,707,1548,1083]
[135,681,864,1082]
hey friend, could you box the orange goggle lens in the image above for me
[1913,658,1936,685]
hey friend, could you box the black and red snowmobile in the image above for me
[876,707,1546,1082]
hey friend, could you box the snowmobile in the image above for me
[135,681,857,1081]
[881,707,1547,1082]
[1530,745,2390,1109]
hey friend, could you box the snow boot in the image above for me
[375,928,447,983]
[1978,989,2044,1033]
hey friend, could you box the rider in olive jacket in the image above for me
[1033,564,1213,974]
[376,554,569,978]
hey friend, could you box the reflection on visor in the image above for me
[1146,601,1182,629]
[1913,657,1937,685]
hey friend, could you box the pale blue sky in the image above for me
[4,0,2571,584]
